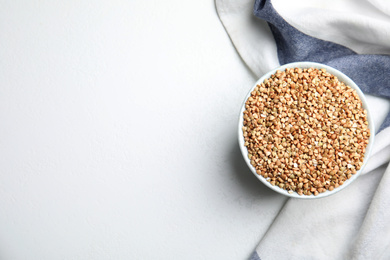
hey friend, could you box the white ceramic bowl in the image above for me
[238,62,375,199]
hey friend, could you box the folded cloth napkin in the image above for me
[216,0,390,259]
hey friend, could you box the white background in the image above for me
[1,1,389,259]
[0,1,288,259]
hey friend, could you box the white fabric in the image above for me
[216,0,390,259]
[272,0,390,55]
[216,0,279,78]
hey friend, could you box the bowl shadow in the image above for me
[229,140,280,198]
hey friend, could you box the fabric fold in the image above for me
[216,0,279,77]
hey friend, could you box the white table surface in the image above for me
[1,1,389,259]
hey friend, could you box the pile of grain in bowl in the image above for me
[242,67,370,196]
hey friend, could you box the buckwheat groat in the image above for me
[242,68,370,196]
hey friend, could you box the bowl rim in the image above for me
[238,61,375,199]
